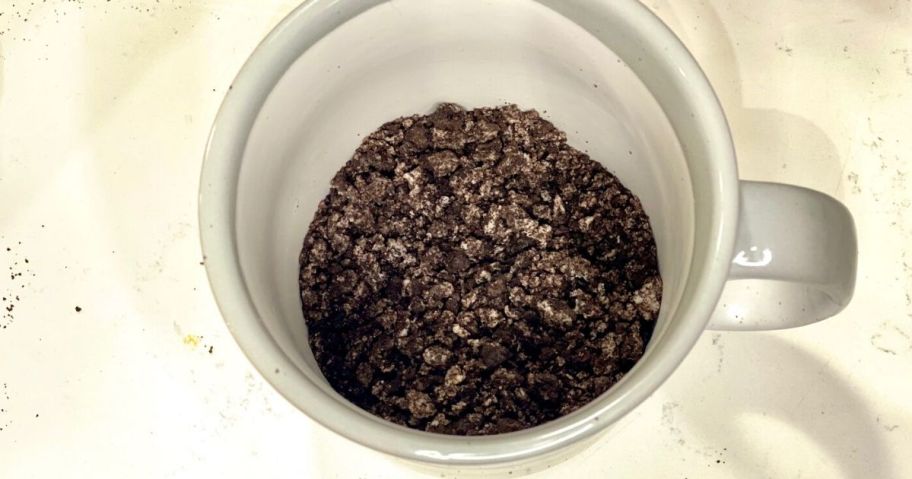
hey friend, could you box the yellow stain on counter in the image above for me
[182,334,202,348]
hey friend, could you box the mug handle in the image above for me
[707,181,858,331]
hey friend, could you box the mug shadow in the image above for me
[308,336,898,479]
[729,108,847,200]
[650,0,847,201]
[667,333,898,479]
[644,5,890,475]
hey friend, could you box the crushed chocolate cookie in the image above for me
[299,104,661,435]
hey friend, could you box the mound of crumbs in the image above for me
[298,103,661,435]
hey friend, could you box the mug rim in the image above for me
[199,0,738,466]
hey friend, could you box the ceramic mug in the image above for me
[199,0,857,470]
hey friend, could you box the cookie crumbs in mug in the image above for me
[298,103,661,435]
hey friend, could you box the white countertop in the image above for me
[1,1,910,477]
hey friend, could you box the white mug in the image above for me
[199,0,857,469]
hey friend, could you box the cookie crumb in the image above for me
[299,104,661,435]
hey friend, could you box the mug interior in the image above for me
[203,0,737,465]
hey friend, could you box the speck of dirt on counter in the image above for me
[74,306,82,312]
[3,244,33,329]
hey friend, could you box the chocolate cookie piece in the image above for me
[299,103,661,435]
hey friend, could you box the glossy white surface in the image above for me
[709,181,858,330]
[0,0,909,478]
[201,0,737,466]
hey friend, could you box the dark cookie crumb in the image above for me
[299,104,661,435]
